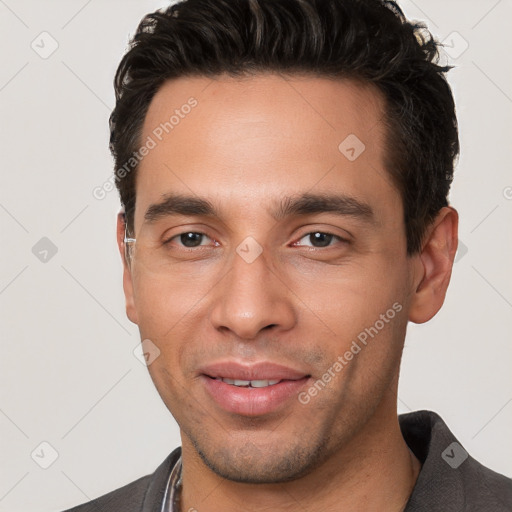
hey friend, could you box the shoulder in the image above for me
[457,451,512,511]
[60,474,152,512]
[400,410,512,511]
[58,447,181,512]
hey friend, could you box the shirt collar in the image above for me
[162,455,182,512]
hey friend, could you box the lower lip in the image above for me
[201,375,310,416]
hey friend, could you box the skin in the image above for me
[116,74,458,511]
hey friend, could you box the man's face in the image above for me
[123,74,419,483]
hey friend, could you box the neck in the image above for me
[179,405,421,512]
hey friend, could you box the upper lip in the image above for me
[199,361,310,381]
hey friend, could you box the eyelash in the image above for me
[163,231,348,249]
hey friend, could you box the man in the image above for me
[64,0,512,510]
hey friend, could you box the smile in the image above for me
[213,377,282,388]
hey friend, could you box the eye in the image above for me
[294,232,346,248]
[164,232,215,248]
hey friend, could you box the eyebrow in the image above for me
[271,193,374,222]
[144,192,374,224]
[144,195,215,222]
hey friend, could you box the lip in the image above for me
[199,361,309,381]
[199,361,311,417]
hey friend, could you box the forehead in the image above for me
[142,73,386,156]
[135,73,398,226]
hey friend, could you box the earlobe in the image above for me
[116,211,139,325]
[408,207,459,324]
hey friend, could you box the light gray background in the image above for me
[1,1,511,511]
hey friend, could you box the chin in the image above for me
[190,432,330,484]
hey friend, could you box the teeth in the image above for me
[218,378,281,388]
[250,379,280,387]
[234,379,251,386]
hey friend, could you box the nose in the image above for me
[209,246,297,340]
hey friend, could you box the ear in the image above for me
[408,206,459,324]
[116,211,139,325]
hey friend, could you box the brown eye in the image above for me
[164,232,212,248]
[296,232,343,248]
[179,232,205,247]
[308,232,334,247]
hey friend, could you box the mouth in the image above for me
[207,376,286,388]
[199,361,311,416]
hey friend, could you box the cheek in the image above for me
[131,268,213,339]
[145,362,188,427]
[131,272,212,389]
[288,256,409,384]
[289,258,404,328]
